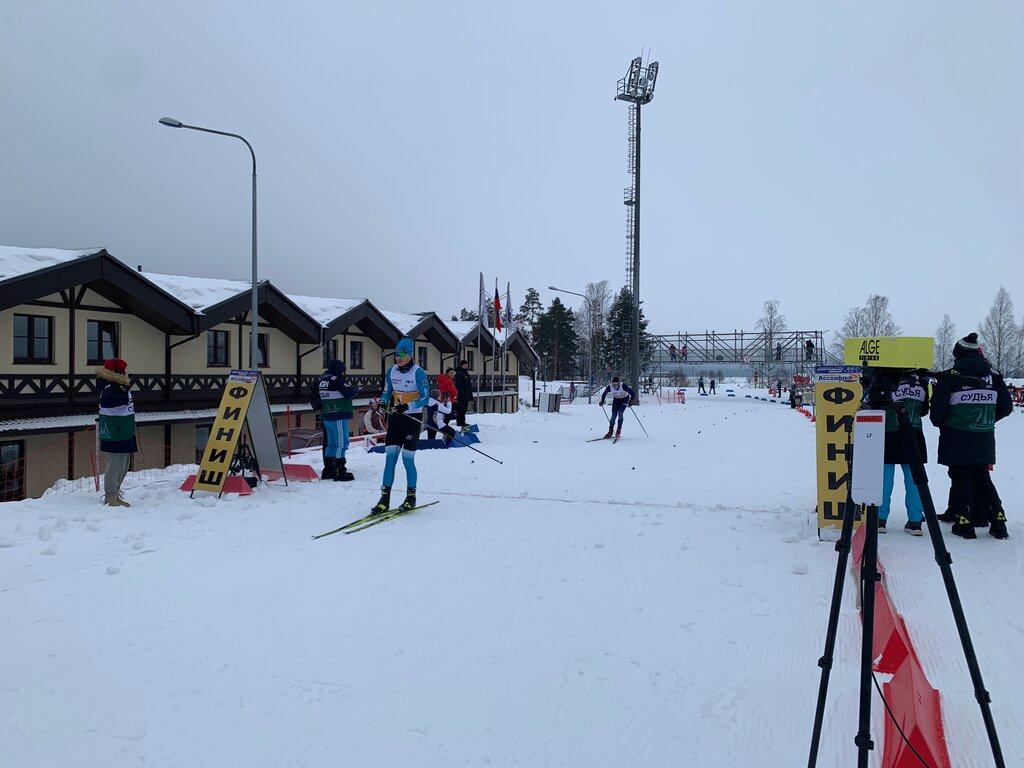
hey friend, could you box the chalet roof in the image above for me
[290,295,401,349]
[0,247,195,334]
[383,311,460,353]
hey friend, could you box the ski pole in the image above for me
[443,429,503,464]
[629,405,650,437]
[399,410,503,464]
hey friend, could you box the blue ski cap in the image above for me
[327,359,346,375]
[396,338,415,356]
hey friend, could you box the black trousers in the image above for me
[453,400,469,427]
[947,465,1003,525]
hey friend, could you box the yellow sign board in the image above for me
[843,337,934,369]
[193,370,259,494]
[814,366,863,530]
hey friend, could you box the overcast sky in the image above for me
[2,1,1022,343]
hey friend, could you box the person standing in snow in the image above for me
[929,333,1013,539]
[319,360,360,481]
[97,358,137,507]
[599,376,636,439]
[425,388,457,446]
[876,373,929,536]
[709,378,717,394]
[453,359,474,433]
[698,376,706,395]
[372,338,430,514]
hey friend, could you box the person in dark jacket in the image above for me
[319,360,360,481]
[453,359,474,432]
[877,373,929,535]
[599,377,637,439]
[930,333,1013,539]
[97,358,137,507]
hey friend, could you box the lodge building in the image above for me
[0,247,538,500]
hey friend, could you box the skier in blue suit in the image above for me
[372,338,430,514]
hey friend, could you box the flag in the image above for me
[478,273,486,324]
[505,283,513,332]
[493,280,502,332]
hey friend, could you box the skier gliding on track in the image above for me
[599,376,637,439]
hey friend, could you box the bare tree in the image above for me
[755,299,787,383]
[583,280,613,376]
[979,287,1018,373]
[831,295,901,357]
[934,314,956,370]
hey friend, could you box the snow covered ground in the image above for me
[3,383,1023,767]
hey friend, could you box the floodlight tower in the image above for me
[616,56,658,395]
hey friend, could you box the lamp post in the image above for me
[549,286,594,404]
[159,117,260,369]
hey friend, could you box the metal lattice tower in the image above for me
[616,55,658,395]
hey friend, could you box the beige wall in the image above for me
[25,433,66,498]
[324,331,386,376]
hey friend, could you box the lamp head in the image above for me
[548,286,558,291]
[159,117,183,128]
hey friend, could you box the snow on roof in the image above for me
[0,246,102,281]
[381,310,426,335]
[140,272,251,312]
[289,295,365,326]
[445,320,484,340]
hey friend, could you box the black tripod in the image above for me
[808,371,1005,767]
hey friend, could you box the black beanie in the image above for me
[953,333,981,359]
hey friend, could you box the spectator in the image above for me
[776,378,783,399]
[453,359,475,433]
[97,358,137,507]
[426,388,457,445]
[930,333,1013,539]
[775,343,782,361]
[805,339,815,361]
[709,378,717,394]
[680,345,689,361]
[668,344,677,361]
[363,398,387,435]
[877,373,929,535]
[319,359,360,481]
[698,376,706,395]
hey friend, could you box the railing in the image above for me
[0,372,519,418]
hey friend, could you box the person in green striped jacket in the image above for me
[97,358,137,507]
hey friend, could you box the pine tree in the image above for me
[515,288,544,344]
[602,287,651,379]
[451,308,481,322]
[533,298,580,380]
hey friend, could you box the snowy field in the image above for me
[3,383,1023,767]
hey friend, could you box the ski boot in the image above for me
[989,509,1009,539]
[334,458,354,482]
[398,488,417,512]
[936,509,957,523]
[603,429,613,439]
[951,514,977,539]
[320,457,334,481]
[615,428,621,439]
[371,487,391,515]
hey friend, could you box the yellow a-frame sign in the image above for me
[192,370,285,496]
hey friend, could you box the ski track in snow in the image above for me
[2,388,1023,766]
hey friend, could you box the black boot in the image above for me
[334,458,354,482]
[398,488,416,512]
[320,457,334,480]
[989,509,1009,539]
[952,514,977,539]
[371,487,391,515]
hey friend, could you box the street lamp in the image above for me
[549,286,594,404]
[159,117,260,369]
